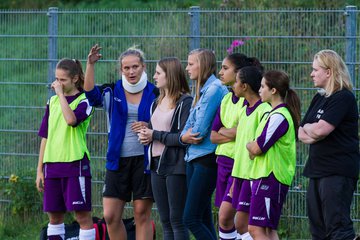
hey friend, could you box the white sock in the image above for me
[240,232,253,240]
[79,228,96,240]
[236,233,242,240]
[219,230,237,239]
[47,223,65,239]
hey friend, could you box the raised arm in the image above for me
[84,44,102,91]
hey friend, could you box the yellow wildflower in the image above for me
[9,174,19,183]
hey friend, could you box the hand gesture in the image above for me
[51,80,63,96]
[138,127,153,145]
[87,44,102,64]
[131,121,149,133]
[181,128,203,144]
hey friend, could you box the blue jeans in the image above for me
[151,172,189,240]
[183,159,217,240]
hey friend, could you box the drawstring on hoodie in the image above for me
[177,101,183,130]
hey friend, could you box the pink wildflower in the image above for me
[232,39,245,47]
[227,47,234,54]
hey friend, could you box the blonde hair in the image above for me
[314,49,352,96]
[118,45,145,69]
[188,48,216,105]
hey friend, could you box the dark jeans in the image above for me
[183,158,217,240]
[151,172,189,240]
[307,175,357,240]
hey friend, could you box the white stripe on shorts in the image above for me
[79,176,86,203]
[265,197,271,219]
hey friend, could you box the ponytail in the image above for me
[73,59,84,90]
[263,70,301,138]
[285,89,301,138]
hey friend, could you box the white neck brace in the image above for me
[317,88,326,96]
[122,71,147,94]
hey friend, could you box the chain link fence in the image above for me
[0,6,359,238]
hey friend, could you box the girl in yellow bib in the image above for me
[210,54,262,240]
[231,66,271,240]
[246,70,300,240]
[36,59,95,240]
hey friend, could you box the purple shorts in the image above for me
[249,173,289,229]
[43,176,92,212]
[231,178,251,212]
[215,155,234,207]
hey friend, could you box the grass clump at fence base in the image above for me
[0,171,45,240]
[0,214,47,240]
[1,174,42,216]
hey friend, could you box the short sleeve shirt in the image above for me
[302,89,360,178]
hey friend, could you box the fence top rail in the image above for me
[0,8,356,14]
[0,10,48,14]
[53,9,352,13]
[1,35,359,39]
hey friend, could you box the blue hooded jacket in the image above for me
[85,80,158,172]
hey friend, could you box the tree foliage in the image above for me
[0,0,358,9]
[221,0,358,9]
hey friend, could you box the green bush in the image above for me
[1,173,42,217]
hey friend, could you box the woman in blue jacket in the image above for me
[84,44,157,240]
[180,48,228,240]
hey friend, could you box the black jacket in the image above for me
[148,94,193,175]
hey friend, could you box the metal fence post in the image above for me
[345,5,357,87]
[47,7,58,99]
[189,6,200,51]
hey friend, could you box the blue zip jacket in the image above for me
[180,74,228,161]
[85,80,158,172]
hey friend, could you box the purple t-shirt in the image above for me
[211,92,240,132]
[256,104,289,153]
[38,92,93,178]
[245,99,262,116]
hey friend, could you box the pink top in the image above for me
[151,105,175,157]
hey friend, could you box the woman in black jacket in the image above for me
[138,57,192,240]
